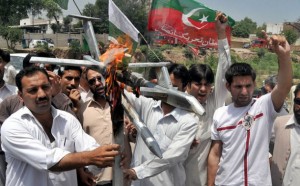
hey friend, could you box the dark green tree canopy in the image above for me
[232,17,257,38]
[0,0,44,25]
[283,28,299,44]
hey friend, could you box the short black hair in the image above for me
[16,66,49,91]
[189,64,214,84]
[0,49,10,63]
[264,75,277,89]
[294,83,300,97]
[23,51,56,70]
[225,63,256,85]
[85,65,103,80]
[58,66,82,77]
[168,63,190,88]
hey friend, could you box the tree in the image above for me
[0,0,44,26]
[232,17,257,38]
[282,28,299,45]
[256,23,267,38]
[63,16,73,32]
[82,0,108,34]
[43,0,63,26]
[0,26,22,49]
[51,23,61,34]
[82,3,97,17]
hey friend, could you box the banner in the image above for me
[108,0,140,55]
[53,0,69,10]
[148,0,235,48]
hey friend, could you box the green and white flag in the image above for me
[53,0,69,10]
[108,0,140,54]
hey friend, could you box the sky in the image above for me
[64,0,300,26]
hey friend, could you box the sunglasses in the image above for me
[88,76,102,86]
[294,98,300,105]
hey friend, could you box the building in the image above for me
[266,23,284,35]
[18,15,79,34]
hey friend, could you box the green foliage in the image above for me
[43,0,63,26]
[204,54,218,71]
[182,59,198,68]
[282,28,299,45]
[69,40,83,59]
[146,49,165,62]
[256,24,267,38]
[183,48,193,59]
[82,0,108,34]
[82,3,97,17]
[139,45,148,55]
[63,16,73,32]
[0,0,44,25]
[232,17,257,38]
[160,44,173,51]
[0,26,22,49]
[51,23,61,34]
[257,48,266,58]
[35,43,52,53]
[292,63,300,79]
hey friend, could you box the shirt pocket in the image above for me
[59,138,75,152]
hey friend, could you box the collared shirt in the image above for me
[77,99,113,184]
[3,63,17,86]
[1,106,99,186]
[211,94,280,186]
[124,90,198,186]
[282,117,300,186]
[0,93,75,126]
[78,85,93,103]
[0,83,17,103]
[184,38,231,186]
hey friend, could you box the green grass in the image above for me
[202,51,300,88]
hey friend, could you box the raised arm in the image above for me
[207,140,223,186]
[214,12,231,107]
[269,35,293,111]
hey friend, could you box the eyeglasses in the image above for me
[294,98,300,105]
[88,76,102,86]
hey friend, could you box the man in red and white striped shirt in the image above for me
[208,35,292,186]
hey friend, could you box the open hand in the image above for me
[90,144,120,168]
[123,168,138,180]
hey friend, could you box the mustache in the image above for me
[67,85,76,90]
[36,97,49,103]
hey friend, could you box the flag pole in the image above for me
[138,33,161,62]
[73,0,82,15]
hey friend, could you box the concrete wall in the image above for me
[0,33,109,49]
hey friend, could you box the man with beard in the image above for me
[58,66,82,114]
[77,66,114,186]
[1,66,120,186]
[208,34,292,186]
[271,83,300,186]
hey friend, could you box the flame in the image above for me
[99,34,134,111]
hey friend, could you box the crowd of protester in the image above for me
[0,12,298,186]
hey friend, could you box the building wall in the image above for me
[266,23,284,34]
[0,33,109,49]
